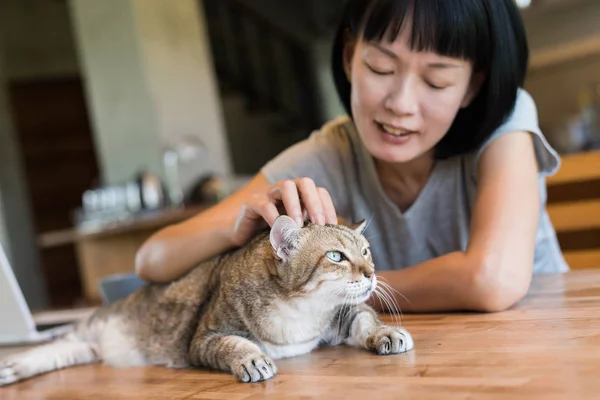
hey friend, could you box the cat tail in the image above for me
[0,330,99,386]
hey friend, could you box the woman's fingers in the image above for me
[261,178,337,227]
[268,180,304,226]
[317,187,337,224]
[296,178,326,225]
[244,195,280,228]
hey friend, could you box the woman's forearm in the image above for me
[134,209,236,283]
[372,251,497,313]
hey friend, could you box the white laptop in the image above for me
[0,243,94,345]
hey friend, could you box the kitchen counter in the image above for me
[37,204,209,304]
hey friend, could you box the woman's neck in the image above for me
[374,151,436,213]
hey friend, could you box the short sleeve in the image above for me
[259,117,351,211]
[477,88,561,177]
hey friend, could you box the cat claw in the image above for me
[234,355,277,383]
[367,326,414,355]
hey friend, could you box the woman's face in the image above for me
[345,25,482,164]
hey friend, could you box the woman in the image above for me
[135,0,568,312]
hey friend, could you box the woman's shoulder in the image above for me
[466,88,561,179]
[306,115,355,149]
[261,116,354,172]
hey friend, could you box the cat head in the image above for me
[269,215,376,307]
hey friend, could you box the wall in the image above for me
[524,0,600,132]
[0,0,79,80]
[133,0,232,183]
[0,53,49,310]
[70,0,232,186]
[311,36,347,122]
[69,0,164,185]
[524,0,600,52]
[0,0,72,310]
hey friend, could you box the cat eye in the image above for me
[326,251,346,263]
[362,248,370,257]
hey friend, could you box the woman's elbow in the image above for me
[134,240,167,282]
[469,259,532,313]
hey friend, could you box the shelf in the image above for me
[547,149,600,185]
[529,35,600,72]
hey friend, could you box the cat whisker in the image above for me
[377,277,413,306]
[364,213,375,233]
[376,281,405,324]
[374,288,401,326]
[375,286,402,326]
[336,290,351,341]
[324,288,344,312]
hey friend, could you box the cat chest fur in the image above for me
[255,299,336,359]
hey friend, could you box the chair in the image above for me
[546,150,600,269]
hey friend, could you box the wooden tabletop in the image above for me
[2,269,600,399]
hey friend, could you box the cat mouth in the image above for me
[349,287,374,303]
[361,287,374,298]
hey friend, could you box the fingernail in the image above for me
[295,217,304,226]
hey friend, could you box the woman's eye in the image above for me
[426,81,446,90]
[326,251,345,262]
[365,63,392,75]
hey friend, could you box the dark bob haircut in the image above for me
[331,0,529,159]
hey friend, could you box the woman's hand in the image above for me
[230,178,338,246]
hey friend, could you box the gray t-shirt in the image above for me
[261,89,569,275]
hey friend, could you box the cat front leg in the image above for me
[189,332,277,383]
[342,304,414,355]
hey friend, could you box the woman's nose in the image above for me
[384,78,418,116]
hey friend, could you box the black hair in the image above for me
[331,0,529,159]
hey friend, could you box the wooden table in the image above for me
[2,269,599,399]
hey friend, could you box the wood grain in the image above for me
[546,150,600,186]
[545,150,600,268]
[547,199,600,231]
[563,249,600,269]
[1,270,600,399]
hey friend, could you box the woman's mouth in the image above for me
[375,122,416,143]
[380,123,412,137]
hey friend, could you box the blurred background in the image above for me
[0,0,599,313]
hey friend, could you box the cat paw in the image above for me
[0,360,19,387]
[366,326,414,355]
[232,354,277,383]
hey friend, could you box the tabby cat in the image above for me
[0,215,413,386]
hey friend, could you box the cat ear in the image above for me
[270,215,302,261]
[351,219,367,235]
[337,216,350,226]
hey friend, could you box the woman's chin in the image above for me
[370,145,421,164]
[359,135,421,164]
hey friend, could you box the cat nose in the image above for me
[363,271,373,279]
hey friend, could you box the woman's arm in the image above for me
[134,174,270,282]
[373,130,540,313]
[135,174,337,283]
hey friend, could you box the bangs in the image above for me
[358,0,490,71]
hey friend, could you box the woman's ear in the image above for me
[461,71,485,108]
